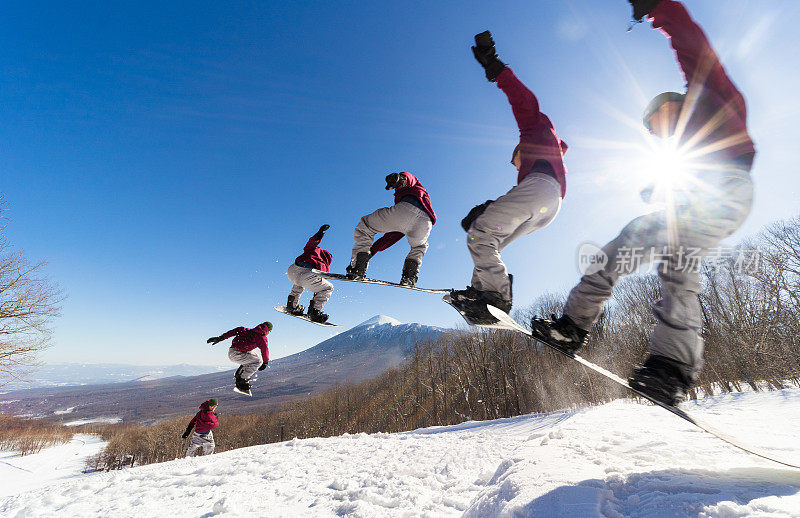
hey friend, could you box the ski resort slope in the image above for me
[0,434,106,499]
[3,390,800,517]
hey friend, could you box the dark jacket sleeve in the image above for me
[219,327,245,340]
[651,1,745,116]
[495,67,541,132]
[371,232,405,255]
[304,236,322,252]
[186,412,200,433]
[258,340,269,364]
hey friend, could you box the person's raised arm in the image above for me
[306,225,330,250]
[207,327,244,345]
[645,1,741,102]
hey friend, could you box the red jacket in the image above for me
[222,324,269,363]
[371,172,436,255]
[650,1,755,162]
[496,67,568,198]
[187,401,219,434]
[294,235,333,273]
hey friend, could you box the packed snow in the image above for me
[2,390,800,517]
[0,434,106,499]
[63,417,122,427]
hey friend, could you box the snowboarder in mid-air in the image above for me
[182,398,219,457]
[531,0,755,406]
[207,322,271,395]
[450,31,567,322]
[285,224,334,323]
[347,172,436,287]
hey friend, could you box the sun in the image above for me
[641,136,693,192]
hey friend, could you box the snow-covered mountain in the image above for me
[0,315,447,423]
[3,388,799,516]
[2,363,226,390]
[284,314,445,365]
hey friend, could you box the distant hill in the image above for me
[0,315,447,424]
[1,363,226,390]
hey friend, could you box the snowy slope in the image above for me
[2,390,800,517]
[0,434,106,499]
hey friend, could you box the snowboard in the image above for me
[233,386,252,396]
[273,306,338,327]
[485,305,800,469]
[442,293,507,329]
[315,270,449,294]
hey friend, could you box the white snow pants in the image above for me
[228,347,261,381]
[467,173,562,299]
[286,264,333,308]
[564,167,753,380]
[351,202,432,265]
[185,431,215,457]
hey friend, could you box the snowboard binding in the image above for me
[529,314,588,354]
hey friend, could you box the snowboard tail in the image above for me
[317,270,449,294]
[274,306,338,327]
[233,386,252,397]
[442,293,507,328]
[485,305,800,470]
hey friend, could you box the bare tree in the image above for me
[0,196,62,384]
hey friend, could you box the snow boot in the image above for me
[286,294,305,316]
[307,301,329,323]
[629,355,692,406]
[234,368,251,392]
[451,274,512,311]
[346,252,370,280]
[399,258,420,287]
[479,290,512,314]
[449,286,512,325]
[530,314,588,353]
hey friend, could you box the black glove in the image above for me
[471,31,506,82]
[629,0,662,21]
[182,425,193,439]
[461,200,494,232]
[207,336,222,345]
[258,362,268,371]
[313,224,330,240]
[385,173,407,190]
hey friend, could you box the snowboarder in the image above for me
[286,224,334,323]
[347,172,436,287]
[531,0,755,406]
[450,31,567,320]
[207,322,271,394]
[182,398,219,457]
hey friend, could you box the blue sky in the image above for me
[2,1,798,366]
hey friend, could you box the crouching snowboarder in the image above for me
[531,0,755,406]
[347,172,436,287]
[450,31,567,321]
[207,322,271,395]
[182,398,219,457]
[286,224,334,323]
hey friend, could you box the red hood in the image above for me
[254,323,270,335]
